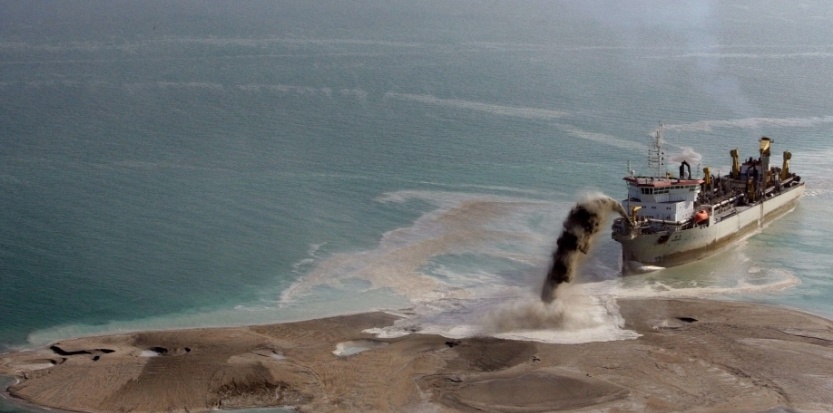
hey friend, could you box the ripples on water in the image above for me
[2,1,833,354]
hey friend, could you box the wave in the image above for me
[238,83,371,100]
[458,41,649,53]
[381,94,644,152]
[0,36,426,54]
[167,36,426,49]
[614,270,801,299]
[654,51,833,60]
[157,81,223,90]
[408,181,555,197]
[238,83,325,96]
[553,123,645,152]
[123,81,223,92]
[383,93,570,121]
[338,88,369,100]
[238,84,370,100]
[22,80,83,88]
[290,242,328,274]
[5,78,369,102]
[657,115,833,133]
[0,40,134,53]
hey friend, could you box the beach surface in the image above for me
[3,298,833,413]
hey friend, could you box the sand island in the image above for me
[3,297,833,413]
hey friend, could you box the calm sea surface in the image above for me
[3,2,833,411]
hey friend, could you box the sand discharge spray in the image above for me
[540,194,630,303]
[364,193,638,342]
[484,194,632,339]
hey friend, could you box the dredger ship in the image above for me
[611,129,805,274]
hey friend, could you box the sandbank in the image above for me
[3,298,833,412]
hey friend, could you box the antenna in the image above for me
[647,123,665,177]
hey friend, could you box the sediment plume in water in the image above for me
[541,194,629,303]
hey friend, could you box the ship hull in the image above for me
[615,182,805,271]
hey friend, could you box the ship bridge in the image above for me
[623,177,703,223]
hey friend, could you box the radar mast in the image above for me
[648,124,666,177]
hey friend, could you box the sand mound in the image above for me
[433,370,629,412]
[3,299,833,412]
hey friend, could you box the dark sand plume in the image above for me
[4,299,833,412]
[541,194,629,303]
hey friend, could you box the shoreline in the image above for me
[3,297,833,413]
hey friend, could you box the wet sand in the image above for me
[3,298,833,413]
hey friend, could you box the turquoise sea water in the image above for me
[3,1,833,411]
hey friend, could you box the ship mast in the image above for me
[647,124,666,177]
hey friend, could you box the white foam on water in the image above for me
[552,123,646,152]
[609,247,803,300]
[365,283,639,344]
[238,83,331,96]
[658,115,833,133]
[290,242,328,274]
[625,261,666,274]
[655,51,833,60]
[616,270,801,300]
[383,93,570,121]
